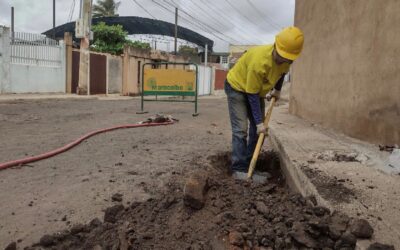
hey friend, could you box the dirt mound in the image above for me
[21,152,383,250]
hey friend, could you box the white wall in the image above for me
[0,27,66,94]
[10,64,65,93]
[196,65,212,96]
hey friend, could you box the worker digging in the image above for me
[225,27,304,181]
[1,0,399,248]
[3,26,394,250]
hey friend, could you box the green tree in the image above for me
[92,0,121,18]
[178,45,198,55]
[91,22,150,55]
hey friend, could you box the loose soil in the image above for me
[20,152,374,250]
[301,165,356,203]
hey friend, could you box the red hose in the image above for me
[0,121,174,171]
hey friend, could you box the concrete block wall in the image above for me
[107,55,123,94]
[290,0,400,145]
[0,26,11,93]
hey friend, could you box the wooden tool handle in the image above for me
[247,97,276,179]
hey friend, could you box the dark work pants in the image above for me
[225,80,265,172]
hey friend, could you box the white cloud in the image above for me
[0,0,295,51]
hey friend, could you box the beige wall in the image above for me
[125,57,153,95]
[290,0,400,144]
[122,46,190,95]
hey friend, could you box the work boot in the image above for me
[251,174,268,184]
[250,171,271,184]
[232,171,247,180]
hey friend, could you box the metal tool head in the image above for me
[249,174,268,184]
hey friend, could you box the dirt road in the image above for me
[0,97,230,248]
[0,97,395,250]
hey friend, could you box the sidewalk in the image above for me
[0,93,225,102]
[269,103,400,248]
[0,93,97,102]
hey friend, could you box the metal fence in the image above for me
[10,32,62,67]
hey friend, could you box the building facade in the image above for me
[290,0,400,144]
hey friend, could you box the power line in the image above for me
[152,0,240,45]
[170,0,247,42]
[222,0,266,31]
[68,0,76,22]
[161,0,245,45]
[128,0,283,49]
[127,1,202,51]
[245,0,282,31]
[179,0,227,31]
[184,0,261,44]
[194,0,265,44]
[157,0,233,43]
[130,0,157,19]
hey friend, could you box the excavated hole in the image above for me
[207,150,284,184]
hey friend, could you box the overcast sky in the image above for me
[0,0,295,51]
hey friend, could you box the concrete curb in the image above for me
[268,130,333,211]
[268,127,399,249]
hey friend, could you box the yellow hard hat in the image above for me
[275,26,304,61]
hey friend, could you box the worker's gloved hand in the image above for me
[256,123,267,135]
[266,89,281,101]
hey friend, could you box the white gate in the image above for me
[0,27,66,93]
[194,65,212,96]
[11,32,61,66]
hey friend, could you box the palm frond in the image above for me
[92,0,120,18]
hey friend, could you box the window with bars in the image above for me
[220,56,228,64]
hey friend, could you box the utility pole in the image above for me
[53,0,56,39]
[204,43,208,92]
[174,7,178,54]
[204,44,208,67]
[11,7,14,42]
[76,0,92,95]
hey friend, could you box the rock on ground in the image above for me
[289,222,319,248]
[334,231,357,249]
[111,193,123,202]
[103,204,124,223]
[350,218,374,238]
[183,172,209,209]
[229,231,244,247]
[39,235,55,247]
[367,242,395,250]
[4,242,16,250]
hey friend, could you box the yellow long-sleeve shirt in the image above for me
[227,44,290,97]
